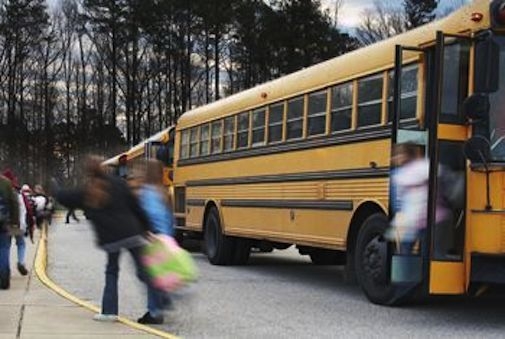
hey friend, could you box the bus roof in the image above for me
[102,125,175,166]
[177,0,490,130]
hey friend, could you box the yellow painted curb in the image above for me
[34,225,179,339]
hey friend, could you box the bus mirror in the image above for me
[462,93,489,122]
[475,37,500,93]
[464,135,491,164]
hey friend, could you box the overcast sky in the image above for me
[48,0,470,29]
[328,0,470,28]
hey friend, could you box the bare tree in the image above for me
[356,1,406,45]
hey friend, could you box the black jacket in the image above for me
[55,175,149,247]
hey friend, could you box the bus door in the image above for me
[392,31,471,296]
[390,44,429,290]
[424,31,471,295]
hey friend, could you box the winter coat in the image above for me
[0,175,19,234]
[55,174,150,251]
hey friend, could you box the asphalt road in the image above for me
[47,217,505,338]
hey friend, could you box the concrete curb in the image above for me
[34,224,179,339]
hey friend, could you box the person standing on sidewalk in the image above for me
[53,155,163,322]
[0,169,20,289]
[2,170,31,276]
[32,185,49,230]
[65,208,80,224]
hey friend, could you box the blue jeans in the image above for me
[101,251,120,315]
[15,235,25,265]
[147,285,167,317]
[101,247,163,315]
[0,232,11,275]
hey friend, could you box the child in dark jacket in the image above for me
[54,155,163,322]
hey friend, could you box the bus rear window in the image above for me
[180,130,190,159]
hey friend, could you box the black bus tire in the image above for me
[204,207,234,265]
[354,213,396,305]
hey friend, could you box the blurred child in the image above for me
[136,159,174,324]
[390,143,428,254]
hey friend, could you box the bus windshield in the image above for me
[488,36,505,159]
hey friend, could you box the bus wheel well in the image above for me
[345,202,386,282]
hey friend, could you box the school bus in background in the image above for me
[167,0,505,305]
[103,126,175,188]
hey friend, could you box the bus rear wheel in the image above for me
[204,207,234,265]
[355,213,396,305]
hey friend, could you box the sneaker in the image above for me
[0,271,10,290]
[17,263,28,276]
[93,313,118,322]
[137,312,163,324]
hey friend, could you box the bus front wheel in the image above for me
[204,207,234,265]
[354,213,395,305]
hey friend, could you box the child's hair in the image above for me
[394,142,422,161]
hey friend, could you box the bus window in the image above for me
[211,120,223,154]
[190,127,199,158]
[387,64,418,122]
[223,116,235,152]
[252,108,266,146]
[286,96,304,140]
[357,74,383,127]
[180,129,190,159]
[237,112,250,149]
[200,124,210,156]
[268,103,284,143]
[440,42,470,123]
[330,82,352,132]
[308,90,327,136]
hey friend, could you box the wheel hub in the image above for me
[362,236,388,285]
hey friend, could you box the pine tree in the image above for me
[404,0,438,29]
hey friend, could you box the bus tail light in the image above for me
[471,12,483,22]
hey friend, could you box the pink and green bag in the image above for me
[141,234,198,292]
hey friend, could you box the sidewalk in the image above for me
[0,223,174,339]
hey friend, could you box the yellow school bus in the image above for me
[171,0,505,304]
[103,126,175,188]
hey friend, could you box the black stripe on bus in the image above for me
[221,199,353,211]
[186,167,389,187]
[179,125,392,167]
[186,199,206,206]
